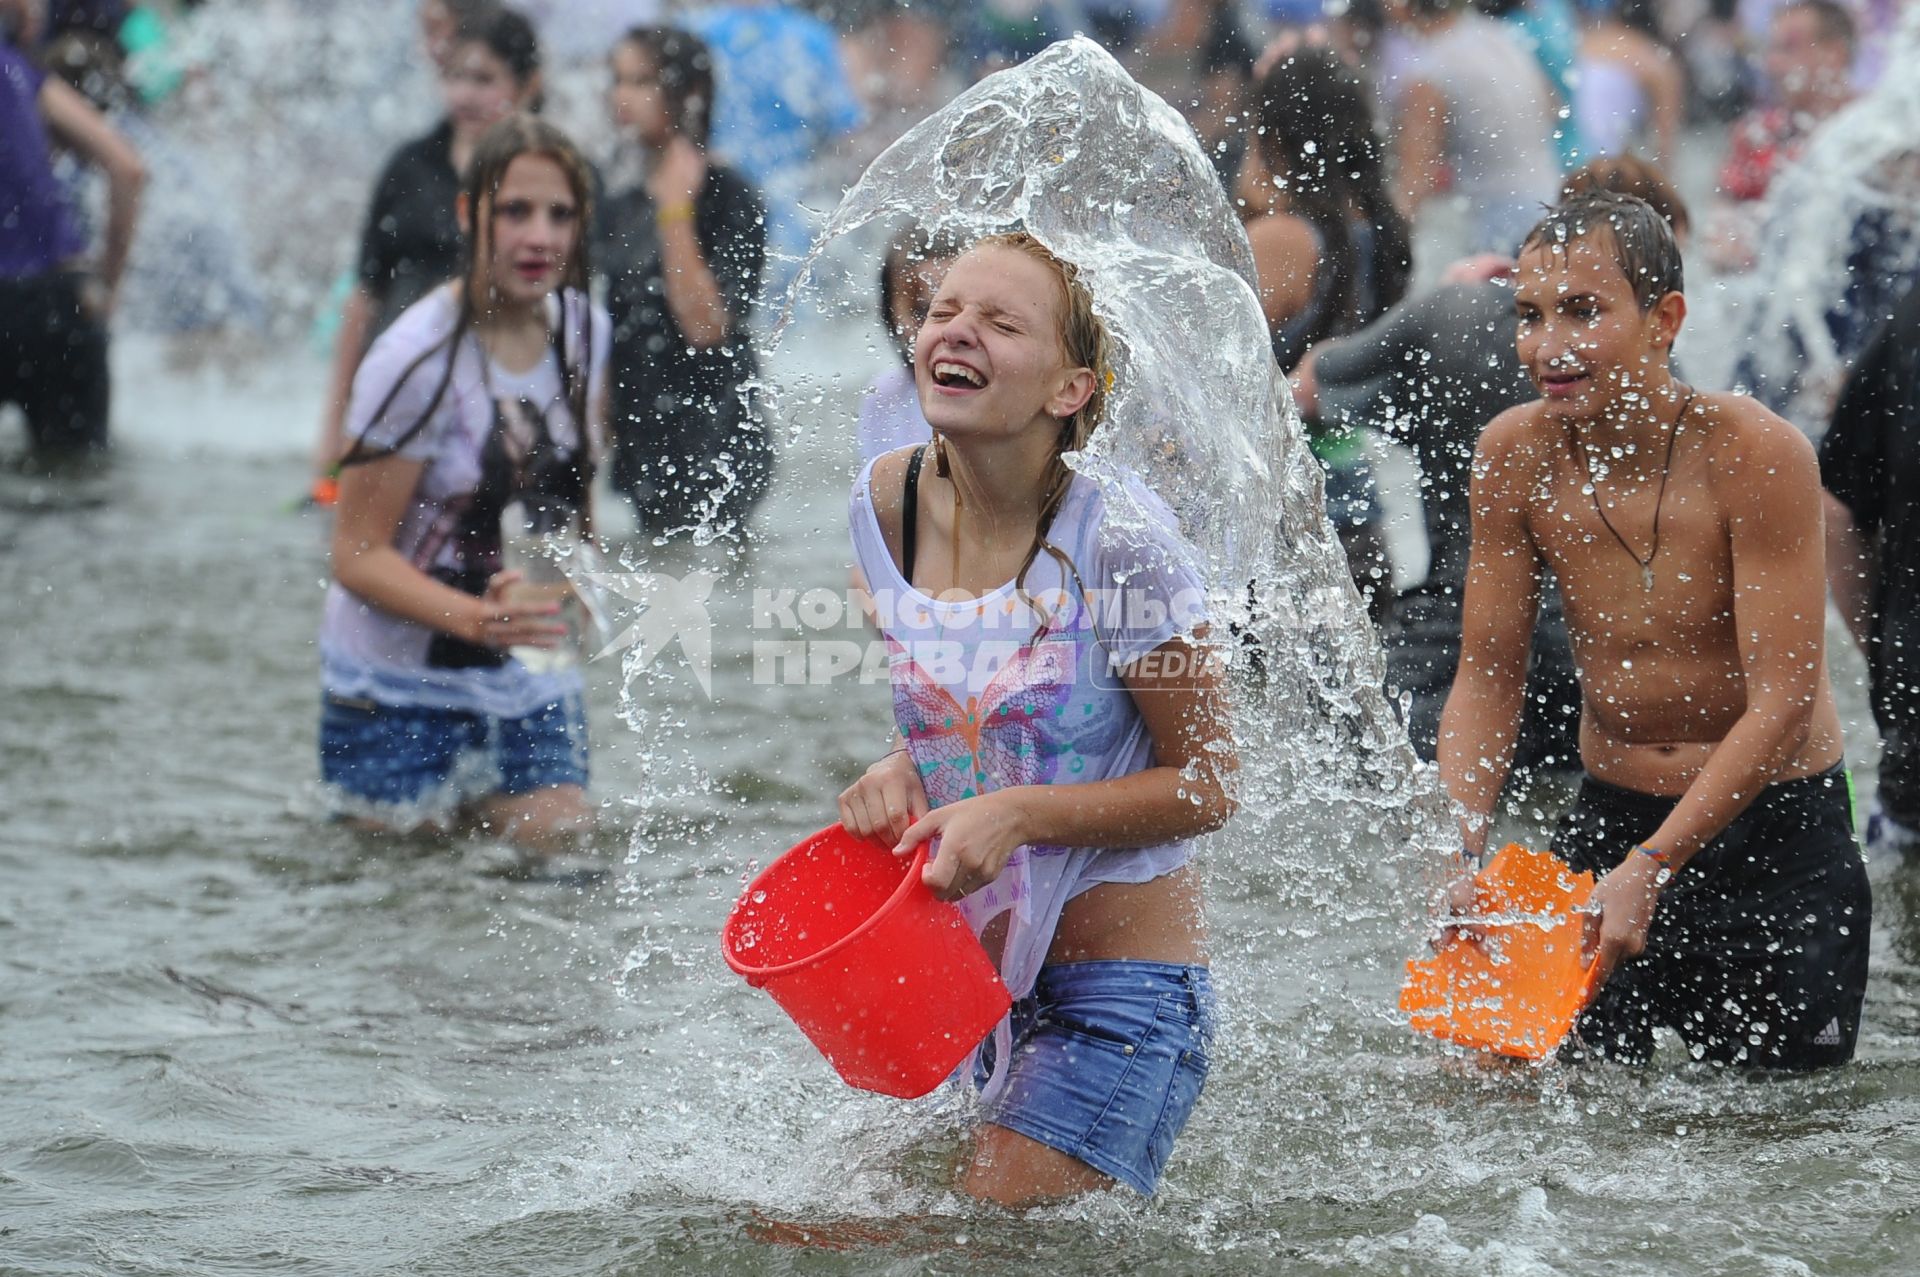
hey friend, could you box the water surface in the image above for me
[2,328,1918,1277]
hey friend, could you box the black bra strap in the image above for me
[901,443,925,584]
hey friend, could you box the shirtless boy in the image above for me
[1438,192,1871,1069]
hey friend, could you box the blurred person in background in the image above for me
[1247,0,1395,69]
[855,222,958,466]
[42,16,264,344]
[1475,0,1585,170]
[309,4,543,506]
[950,0,1087,77]
[502,1,665,153]
[1822,280,1920,857]
[1662,0,1752,122]
[1730,0,1884,78]
[599,24,768,535]
[418,0,470,66]
[0,0,144,466]
[682,0,862,297]
[1241,43,1412,620]
[1727,93,1919,431]
[1386,0,1560,253]
[839,1,960,158]
[1572,0,1683,168]
[1844,0,1908,90]
[1186,0,1257,191]
[1714,0,1855,211]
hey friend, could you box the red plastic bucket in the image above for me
[721,824,1012,1099]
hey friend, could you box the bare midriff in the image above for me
[976,867,1208,968]
[1048,867,1208,965]
[1570,624,1844,795]
[1578,707,1844,796]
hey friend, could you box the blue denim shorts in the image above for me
[975,961,1215,1196]
[318,692,589,810]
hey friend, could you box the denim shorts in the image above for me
[974,961,1214,1196]
[318,691,589,810]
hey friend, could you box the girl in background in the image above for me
[600,25,768,536]
[320,115,609,853]
[1388,0,1560,254]
[1240,44,1412,620]
[839,233,1235,1205]
[1475,0,1586,170]
[854,222,958,466]
[1571,0,1682,168]
[309,5,542,505]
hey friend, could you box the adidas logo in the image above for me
[1813,1017,1844,1047]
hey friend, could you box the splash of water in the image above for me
[1699,7,1920,427]
[769,37,1451,880]
[124,0,434,336]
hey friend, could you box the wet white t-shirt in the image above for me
[849,450,1206,1096]
[319,286,611,719]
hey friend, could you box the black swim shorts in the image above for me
[1550,766,1872,1070]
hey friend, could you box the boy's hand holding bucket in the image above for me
[1401,845,1603,1060]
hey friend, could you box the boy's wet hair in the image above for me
[1522,191,1684,313]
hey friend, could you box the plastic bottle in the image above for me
[500,499,589,673]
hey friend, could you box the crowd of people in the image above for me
[4,0,1917,1212]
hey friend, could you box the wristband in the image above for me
[1634,843,1674,887]
[656,201,695,225]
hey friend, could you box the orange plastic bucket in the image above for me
[1400,844,1603,1061]
[721,824,1012,1099]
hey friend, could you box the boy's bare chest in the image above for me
[1526,471,1738,650]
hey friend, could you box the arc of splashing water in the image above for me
[1722,7,1920,422]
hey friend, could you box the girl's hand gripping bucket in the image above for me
[721,824,1012,1099]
